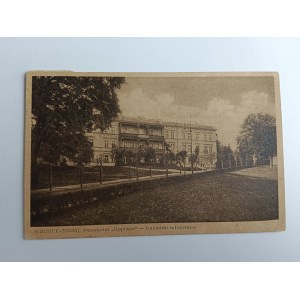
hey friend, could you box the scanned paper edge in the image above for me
[24,71,285,240]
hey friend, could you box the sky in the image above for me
[117,76,276,149]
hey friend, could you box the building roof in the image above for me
[117,115,216,131]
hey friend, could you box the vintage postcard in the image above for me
[24,72,285,239]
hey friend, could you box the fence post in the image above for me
[128,161,131,181]
[80,164,83,190]
[49,162,53,191]
[136,152,139,181]
[166,158,169,178]
[99,160,103,184]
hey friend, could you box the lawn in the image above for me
[32,165,176,190]
[32,170,278,226]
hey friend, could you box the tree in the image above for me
[31,76,125,181]
[191,146,200,169]
[166,150,176,166]
[144,147,156,165]
[216,140,224,169]
[176,150,187,170]
[111,146,126,166]
[222,145,234,168]
[237,113,276,165]
[233,150,239,168]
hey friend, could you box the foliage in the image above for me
[31,76,125,167]
[165,150,176,166]
[190,146,200,165]
[216,141,233,168]
[237,113,276,163]
[176,150,187,166]
[144,147,156,165]
[111,146,126,166]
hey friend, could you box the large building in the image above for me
[88,116,217,168]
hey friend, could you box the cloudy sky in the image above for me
[117,76,276,149]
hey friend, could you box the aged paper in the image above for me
[24,72,285,239]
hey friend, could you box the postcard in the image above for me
[24,72,285,239]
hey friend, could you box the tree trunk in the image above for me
[31,140,42,188]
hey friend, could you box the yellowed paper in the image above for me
[24,72,285,239]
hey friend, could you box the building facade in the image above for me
[86,121,119,165]
[118,117,165,164]
[88,116,217,168]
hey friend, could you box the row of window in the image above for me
[123,141,163,149]
[167,143,214,153]
[89,138,117,148]
[89,136,215,153]
[165,131,213,141]
[165,131,175,139]
[101,125,215,141]
[121,127,163,136]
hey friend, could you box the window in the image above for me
[209,134,212,142]
[204,145,208,153]
[196,134,199,141]
[165,130,169,138]
[149,129,153,135]
[112,127,116,134]
[182,132,185,139]
[183,144,186,151]
[187,133,191,140]
[204,134,207,141]
[104,140,109,148]
[112,140,116,148]
[104,155,109,162]
[187,145,191,152]
[124,141,129,148]
[171,131,175,139]
[209,145,213,153]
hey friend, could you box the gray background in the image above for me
[0,38,299,261]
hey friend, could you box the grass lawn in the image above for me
[32,165,175,190]
[32,170,278,226]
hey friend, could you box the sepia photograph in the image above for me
[24,72,285,239]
